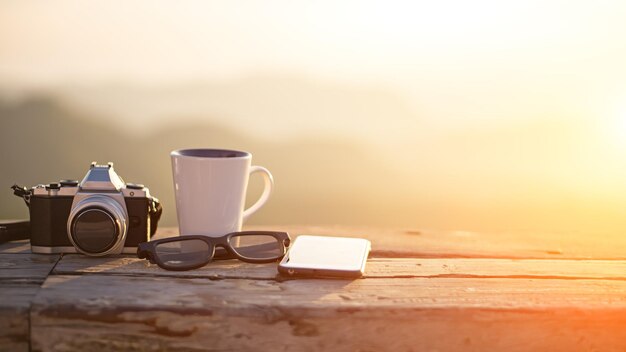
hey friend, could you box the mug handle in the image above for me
[242,166,274,222]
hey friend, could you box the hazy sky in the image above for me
[3,1,626,143]
[3,1,625,150]
[2,0,626,126]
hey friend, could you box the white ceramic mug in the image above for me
[170,148,273,237]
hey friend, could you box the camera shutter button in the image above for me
[60,180,79,187]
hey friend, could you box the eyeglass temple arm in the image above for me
[137,244,157,264]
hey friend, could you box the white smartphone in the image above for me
[278,235,371,278]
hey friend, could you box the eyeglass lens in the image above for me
[228,234,283,259]
[154,238,211,269]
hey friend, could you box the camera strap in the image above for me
[149,197,163,236]
[0,220,30,244]
[1,185,32,244]
[12,184,31,207]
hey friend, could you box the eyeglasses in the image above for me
[137,231,291,271]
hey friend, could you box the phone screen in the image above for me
[281,235,370,271]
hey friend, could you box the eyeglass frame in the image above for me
[137,231,291,271]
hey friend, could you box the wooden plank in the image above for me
[366,258,626,280]
[233,225,626,260]
[30,274,626,352]
[0,254,60,279]
[54,254,279,280]
[0,281,43,352]
[55,254,626,281]
[0,240,30,254]
[0,254,59,352]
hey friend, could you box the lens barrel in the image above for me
[67,195,128,256]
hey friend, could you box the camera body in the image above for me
[24,162,161,256]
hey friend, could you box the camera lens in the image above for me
[71,208,118,253]
[67,195,128,256]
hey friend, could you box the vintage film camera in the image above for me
[13,162,161,256]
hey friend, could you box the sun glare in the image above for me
[610,104,626,149]
[617,113,626,141]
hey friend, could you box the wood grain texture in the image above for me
[0,240,31,254]
[54,254,279,280]
[0,254,60,279]
[5,225,626,351]
[0,254,59,352]
[30,274,626,352]
[0,281,44,352]
[55,254,626,281]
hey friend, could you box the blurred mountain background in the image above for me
[0,80,418,229]
[1,77,625,234]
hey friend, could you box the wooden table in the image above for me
[2,226,626,351]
